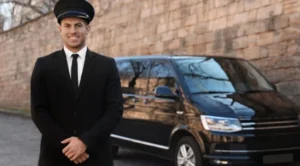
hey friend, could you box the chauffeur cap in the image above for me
[54,0,95,24]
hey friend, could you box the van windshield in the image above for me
[174,57,274,94]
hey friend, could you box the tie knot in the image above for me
[72,54,79,59]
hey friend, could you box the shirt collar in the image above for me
[64,46,87,59]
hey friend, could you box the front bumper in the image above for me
[204,147,300,165]
[200,129,300,165]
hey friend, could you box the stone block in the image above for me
[237,0,245,13]
[244,46,268,60]
[233,36,248,49]
[212,17,227,30]
[274,15,289,29]
[248,9,257,22]
[178,28,189,38]
[257,32,274,45]
[283,27,300,41]
[245,0,262,11]
[169,19,181,30]
[153,4,165,15]
[183,35,198,46]
[157,23,168,33]
[153,0,166,6]
[167,39,182,49]
[169,0,181,11]
[248,34,257,47]
[214,0,232,8]
[184,15,197,26]
[277,81,300,96]
[235,12,248,25]
[267,42,287,56]
[289,13,300,26]
[217,6,228,18]
[228,2,238,15]
[161,31,174,41]
[170,10,181,20]
[155,41,164,52]
[257,4,283,20]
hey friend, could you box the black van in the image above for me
[110,55,300,165]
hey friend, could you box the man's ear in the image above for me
[86,25,91,34]
[57,23,62,33]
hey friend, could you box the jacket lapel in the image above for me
[57,49,76,101]
[76,49,95,102]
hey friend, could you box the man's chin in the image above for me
[68,44,84,49]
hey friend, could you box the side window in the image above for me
[148,60,177,96]
[116,60,149,95]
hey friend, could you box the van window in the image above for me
[174,57,273,94]
[148,60,177,96]
[116,60,149,95]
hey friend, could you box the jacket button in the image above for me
[73,112,77,116]
[73,130,77,134]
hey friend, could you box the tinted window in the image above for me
[174,57,273,94]
[148,60,177,96]
[116,60,149,95]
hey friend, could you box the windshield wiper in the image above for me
[192,91,234,94]
[238,89,274,93]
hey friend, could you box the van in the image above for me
[110,55,300,165]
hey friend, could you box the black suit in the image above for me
[30,49,123,166]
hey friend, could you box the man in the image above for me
[30,0,123,165]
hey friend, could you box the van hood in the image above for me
[190,91,300,120]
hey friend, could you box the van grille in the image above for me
[240,118,300,131]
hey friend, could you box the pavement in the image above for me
[0,110,172,166]
[0,109,299,166]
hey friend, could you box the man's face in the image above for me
[58,17,90,50]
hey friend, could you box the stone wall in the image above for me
[0,0,299,110]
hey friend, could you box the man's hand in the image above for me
[61,137,87,161]
[74,152,89,164]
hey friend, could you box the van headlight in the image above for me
[200,115,242,133]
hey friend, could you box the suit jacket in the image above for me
[30,48,123,166]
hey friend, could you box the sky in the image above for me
[0,3,12,30]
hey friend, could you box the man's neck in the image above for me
[64,44,86,53]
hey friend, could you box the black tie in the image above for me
[71,54,79,89]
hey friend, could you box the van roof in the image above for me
[114,55,245,61]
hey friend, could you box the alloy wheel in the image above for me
[177,144,196,166]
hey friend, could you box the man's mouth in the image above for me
[69,36,79,40]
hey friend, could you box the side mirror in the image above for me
[154,86,178,99]
[272,84,277,91]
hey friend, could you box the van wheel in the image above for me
[112,145,119,158]
[174,136,202,166]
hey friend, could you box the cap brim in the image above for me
[57,11,90,22]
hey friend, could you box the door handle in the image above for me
[132,98,138,102]
[143,99,148,104]
[176,111,184,115]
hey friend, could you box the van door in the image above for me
[143,59,180,148]
[112,59,151,142]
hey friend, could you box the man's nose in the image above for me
[70,26,77,34]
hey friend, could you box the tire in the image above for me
[112,145,119,158]
[174,136,203,166]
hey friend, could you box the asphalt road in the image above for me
[0,113,172,166]
[1,112,299,166]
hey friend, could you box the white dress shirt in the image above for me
[64,46,87,86]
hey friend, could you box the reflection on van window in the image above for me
[174,57,273,94]
[117,60,149,95]
[148,61,176,96]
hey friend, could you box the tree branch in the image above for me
[0,0,45,15]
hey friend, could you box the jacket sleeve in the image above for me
[78,58,124,151]
[31,58,71,149]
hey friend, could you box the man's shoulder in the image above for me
[89,51,114,62]
[37,50,61,62]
